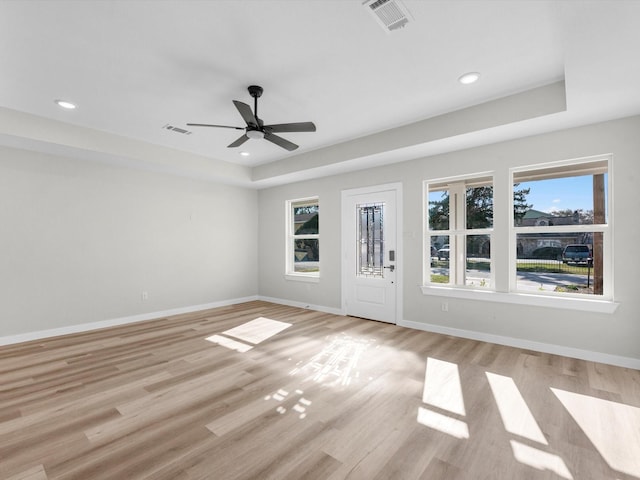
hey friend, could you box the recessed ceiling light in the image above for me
[239,151,250,157]
[458,72,480,85]
[55,99,77,110]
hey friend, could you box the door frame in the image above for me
[341,182,403,324]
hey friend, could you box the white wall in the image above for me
[258,115,640,363]
[3,115,638,364]
[0,146,258,336]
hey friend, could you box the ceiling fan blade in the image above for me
[228,134,249,148]
[233,100,259,127]
[264,122,316,133]
[264,132,298,151]
[187,123,244,130]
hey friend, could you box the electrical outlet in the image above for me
[142,291,149,301]
[441,302,449,312]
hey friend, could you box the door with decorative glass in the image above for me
[342,185,399,324]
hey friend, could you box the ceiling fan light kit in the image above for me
[187,85,316,152]
[246,130,265,140]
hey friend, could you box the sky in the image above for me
[428,174,606,215]
[517,174,605,213]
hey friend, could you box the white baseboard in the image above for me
[399,319,640,370]
[257,295,344,316]
[4,296,637,371]
[0,296,259,347]
[258,299,640,369]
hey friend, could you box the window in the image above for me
[286,197,319,278]
[422,155,615,311]
[512,157,609,298]
[425,175,493,289]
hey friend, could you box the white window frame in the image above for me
[423,173,494,291]
[285,196,320,282]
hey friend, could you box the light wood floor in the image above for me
[1,301,639,480]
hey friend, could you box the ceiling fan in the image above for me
[187,85,316,152]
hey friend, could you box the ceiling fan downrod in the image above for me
[248,85,263,125]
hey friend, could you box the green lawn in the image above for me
[515,262,591,275]
[430,259,592,276]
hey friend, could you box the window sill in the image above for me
[420,285,619,314]
[285,274,320,283]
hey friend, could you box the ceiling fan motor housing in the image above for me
[248,85,263,98]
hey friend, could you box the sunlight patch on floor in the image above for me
[510,440,573,479]
[289,333,372,386]
[204,334,253,352]
[423,357,466,415]
[205,317,292,353]
[486,372,548,445]
[222,317,292,344]
[417,357,469,439]
[417,406,469,439]
[264,388,312,419]
[551,387,640,477]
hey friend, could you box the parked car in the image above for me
[562,244,592,265]
[438,244,450,260]
[430,246,438,258]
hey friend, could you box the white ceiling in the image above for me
[1,0,639,187]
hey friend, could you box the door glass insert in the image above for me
[357,202,385,277]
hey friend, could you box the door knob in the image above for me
[383,265,395,272]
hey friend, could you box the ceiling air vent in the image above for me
[363,0,412,32]
[163,124,192,135]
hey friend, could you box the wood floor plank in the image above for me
[5,464,49,480]
[1,300,639,479]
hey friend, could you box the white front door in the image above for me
[342,184,401,324]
